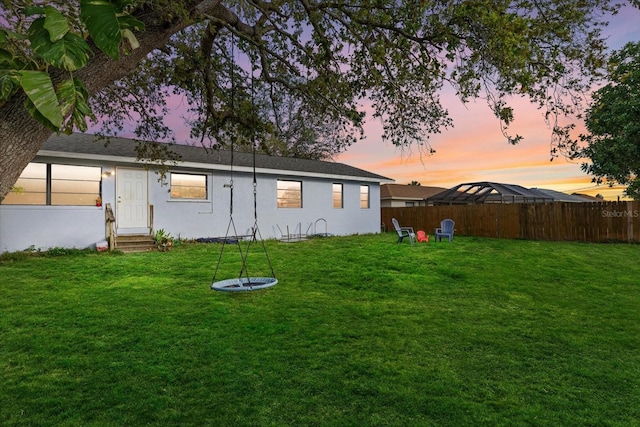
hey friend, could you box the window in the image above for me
[405,201,415,207]
[360,185,370,209]
[332,183,343,209]
[2,163,101,206]
[170,173,207,199]
[2,163,47,205]
[277,180,302,208]
[51,164,101,205]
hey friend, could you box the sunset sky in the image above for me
[337,6,640,200]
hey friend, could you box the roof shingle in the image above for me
[380,183,447,200]
[40,134,392,182]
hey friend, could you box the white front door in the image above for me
[116,168,148,229]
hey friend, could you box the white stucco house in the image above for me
[0,133,392,253]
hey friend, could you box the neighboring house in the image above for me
[0,134,392,253]
[380,184,448,207]
[571,193,604,202]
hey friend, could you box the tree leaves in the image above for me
[29,18,92,71]
[0,71,20,103]
[1,2,144,132]
[580,42,640,199]
[57,77,95,133]
[80,0,123,59]
[18,72,95,132]
[0,0,629,154]
[18,70,63,129]
[43,6,70,42]
[79,0,145,59]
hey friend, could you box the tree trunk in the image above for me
[0,98,53,200]
[0,0,226,199]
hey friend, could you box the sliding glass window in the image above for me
[2,163,101,206]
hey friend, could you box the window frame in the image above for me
[50,164,102,206]
[3,163,47,205]
[2,162,102,206]
[277,179,303,208]
[332,183,343,209]
[169,172,209,201]
[360,185,370,209]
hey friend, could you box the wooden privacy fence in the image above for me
[382,201,640,243]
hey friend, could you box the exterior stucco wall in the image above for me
[382,199,427,208]
[0,156,112,253]
[1,160,382,253]
[151,170,381,240]
[0,206,105,253]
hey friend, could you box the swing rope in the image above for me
[243,64,275,279]
[211,32,243,285]
[211,32,276,290]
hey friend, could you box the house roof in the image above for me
[380,183,448,200]
[39,133,392,183]
[571,193,604,202]
[530,188,598,203]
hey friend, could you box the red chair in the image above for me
[416,230,429,243]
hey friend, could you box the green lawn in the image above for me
[1,235,639,426]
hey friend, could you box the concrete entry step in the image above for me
[115,234,155,253]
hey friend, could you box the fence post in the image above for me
[627,201,634,243]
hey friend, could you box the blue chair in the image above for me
[392,217,415,244]
[434,219,455,242]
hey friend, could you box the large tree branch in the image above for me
[0,0,240,199]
